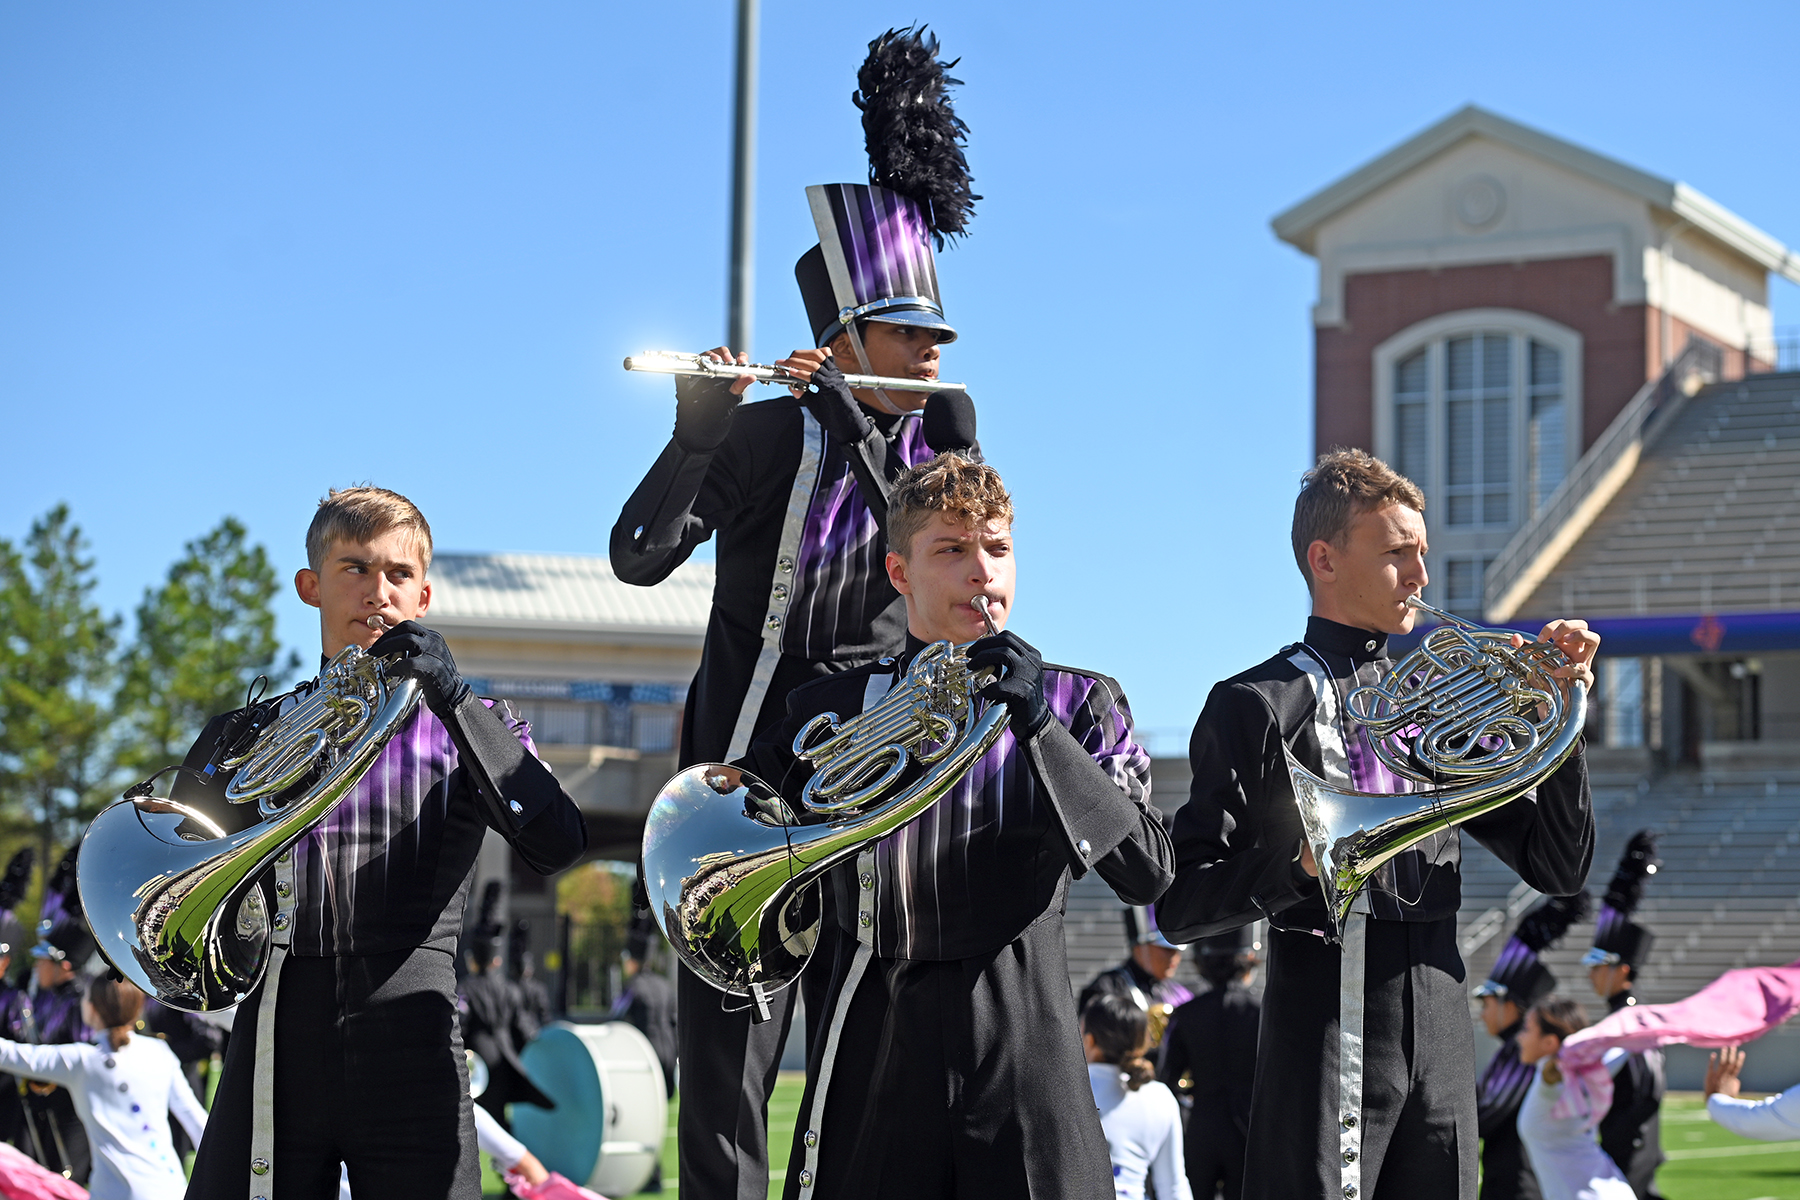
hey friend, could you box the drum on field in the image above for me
[513,1021,668,1197]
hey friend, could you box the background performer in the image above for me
[1472,893,1590,1200]
[176,486,587,1200]
[1158,929,1261,1200]
[0,975,205,1200]
[1157,449,1599,1200]
[609,27,979,1200]
[739,453,1173,1199]
[1703,1046,1800,1140]
[1582,832,1665,1199]
[1079,907,1193,1052]
[1083,993,1191,1200]
[16,856,95,1183]
[1513,998,1633,1200]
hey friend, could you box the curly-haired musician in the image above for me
[176,487,587,1200]
[1155,449,1600,1200]
[736,453,1173,1200]
[609,27,982,1200]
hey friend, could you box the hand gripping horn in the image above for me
[642,602,1009,1021]
[1286,596,1588,941]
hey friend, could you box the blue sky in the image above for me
[4,1,1796,754]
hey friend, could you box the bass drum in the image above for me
[513,1021,668,1198]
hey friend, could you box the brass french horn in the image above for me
[79,639,421,1011]
[642,599,1010,1015]
[1287,596,1588,940]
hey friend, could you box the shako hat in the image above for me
[1196,924,1262,960]
[465,880,504,967]
[1583,830,1660,971]
[796,26,977,350]
[1472,891,1589,1009]
[32,845,93,966]
[0,848,33,958]
[1123,905,1186,952]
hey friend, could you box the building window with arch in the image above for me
[1375,311,1583,614]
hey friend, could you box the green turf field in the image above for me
[487,1082,1800,1199]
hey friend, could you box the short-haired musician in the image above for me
[737,453,1173,1200]
[1155,449,1600,1200]
[174,486,587,1200]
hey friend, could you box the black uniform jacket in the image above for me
[171,689,587,957]
[737,642,1173,961]
[1477,1021,1542,1200]
[1598,991,1666,1197]
[1159,979,1261,1135]
[1156,617,1595,941]
[611,395,928,765]
[620,969,678,1098]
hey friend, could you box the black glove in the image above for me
[371,620,472,717]
[803,357,876,446]
[672,370,743,453]
[967,630,1052,739]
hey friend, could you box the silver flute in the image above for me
[624,351,965,394]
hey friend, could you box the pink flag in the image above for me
[506,1171,611,1200]
[0,1142,87,1200]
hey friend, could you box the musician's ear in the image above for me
[1306,539,1337,587]
[886,549,913,596]
[295,568,321,609]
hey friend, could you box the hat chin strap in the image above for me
[842,322,903,416]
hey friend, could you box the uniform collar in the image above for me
[1608,990,1637,1013]
[1304,616,1389,663]
[1499,1017,1525,1041]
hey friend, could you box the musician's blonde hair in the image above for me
[1292,449,1425,592]
[305,486,434,573]
[889,453,1013,557]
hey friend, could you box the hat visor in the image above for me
[1471,980,1508,999]
[1580,948,1620,967]
[827,307,957,346]
[1149,933,1186,951]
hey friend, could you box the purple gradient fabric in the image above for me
[782,414,931,659]
[813,184,943,314]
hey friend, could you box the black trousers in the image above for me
[1245,917,1477,1200]
[1185,1111,1244,1200]
[186,945,479,1200]
[782,916,1112,1200]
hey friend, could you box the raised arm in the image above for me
[1156,684,1314,942]
[0,1040,87,1089]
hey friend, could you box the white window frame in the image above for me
[1372,309,1584,611]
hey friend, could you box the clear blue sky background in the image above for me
[4,2,1796,754]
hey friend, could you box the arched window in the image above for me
[1374,311,1583,614]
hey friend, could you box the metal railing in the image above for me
[1483,338,1724,620]
[1748,326,1800,373]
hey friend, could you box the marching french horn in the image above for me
[1287,596,1588,940]
[79,639,421,1011]
[642,600,1008,1018]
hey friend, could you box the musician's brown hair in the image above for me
[888,453,1013,557]
[305,486,434,573]
[1081,992,1155,1092]
[1291,448,1425,592]
[87,975,145,1048]
[1528,995,1589,1045]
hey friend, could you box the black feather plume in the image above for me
[1515,891,1591,953]
[854,26,979,246]
[1601,830,1661,917]
[0,849,34,914]
[476,880,504,934]
[39,846,80,925]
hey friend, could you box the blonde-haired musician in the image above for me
[173,486,586,1200]
[1156,449,1600,1200]
[737,453,1173,1200]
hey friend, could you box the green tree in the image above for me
[114,517,300,779]
[0,506,120,874]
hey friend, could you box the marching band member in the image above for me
[1156,449,1599,1200]
[0,975,205,1200]
[1078,907,1194,1052]
[1703,1045,1800,1141]
[1472,893,1591,1200]
[1583,832,1666,1198]
[15,855,97,1183]
[1513,998,1634,1200]
[175,486,587,1199]
[1158,929,1262,1200]
[738,453,1173,1199]
[609,27,979,1200]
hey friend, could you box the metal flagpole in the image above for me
[727,0,758,354]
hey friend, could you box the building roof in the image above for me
[425,552,711,646]
[1272,105,1800,283]
[1512,372,1800,624]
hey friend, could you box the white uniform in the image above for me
[1516,1071,1635,1200]
[0,1033,205,1200]
[473,1103,528,1172]
[1087,1064,1191,1200]
[1708,1085,1800,1141]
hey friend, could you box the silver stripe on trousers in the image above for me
[795,941,874,1200]
[1339,912,1369,1200]
[249,850,298,1200]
